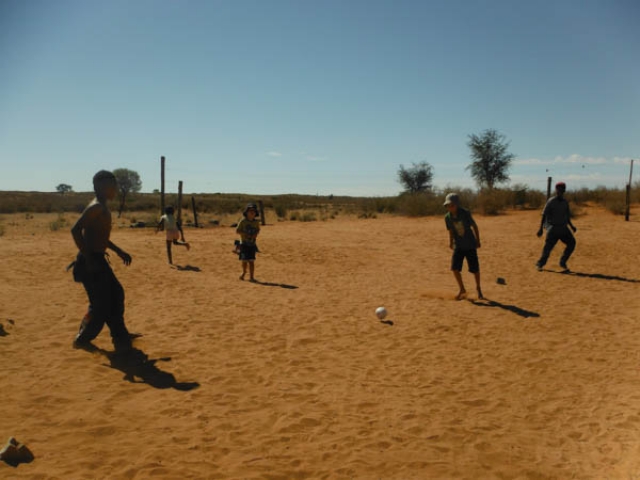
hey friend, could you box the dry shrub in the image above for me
[475,190,510,215]
[49,213,67,231]
[395,192,441,217]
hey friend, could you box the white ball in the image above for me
[375,307,387,320]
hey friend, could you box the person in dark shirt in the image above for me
[444,193,483,300]
[536,181,577,271]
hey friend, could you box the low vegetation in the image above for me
[0,184,637,224]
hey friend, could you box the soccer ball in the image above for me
[375,307,387,320]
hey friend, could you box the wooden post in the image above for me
[258,200,266,225]
[546,177,552,199]
[160,156,166,214]
[191,196,199,228]
[625,184,631,222]
[625,159,634,222]
[177,181,183,222]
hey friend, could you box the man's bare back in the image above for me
[72,199,112,254]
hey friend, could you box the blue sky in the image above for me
[1,0,638,196]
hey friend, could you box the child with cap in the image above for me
[444,193,484,300]
[536,181,577,271]
[236,203,261,282]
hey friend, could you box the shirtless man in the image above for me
[71,170,133,350]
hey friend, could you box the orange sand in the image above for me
[1,207,640,479]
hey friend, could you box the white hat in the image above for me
[443,193,460,206]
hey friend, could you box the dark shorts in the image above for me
[451,248,479,273]
[239,243,257,261]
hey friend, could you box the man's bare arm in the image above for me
[108,241,132,266]
[472,224,481,248]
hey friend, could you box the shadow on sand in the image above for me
[175,264,201,272]
[470,298,540,319]
[252,279,298,289]
[78,342,200,391]
[547,269,639,283]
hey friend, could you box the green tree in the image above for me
[397,162,434,194]
[113,168,142,217]
[55,183,73,194]
[466,129,515,189]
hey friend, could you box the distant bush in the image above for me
[49,213,67,231]
[572,186,629,215]
[274,204,288,219]
[395,193,438,217]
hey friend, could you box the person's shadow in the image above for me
[548,269,639,283]
[251,279,298,289]
[175,264,201,272]
[470,298,540,319]
[78,342,200,391]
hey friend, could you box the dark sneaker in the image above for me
[559,261,569,271]
[73,338,97,352]
[536,263,544,271]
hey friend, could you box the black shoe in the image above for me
[73,338,97,352]
[536,263,544,271]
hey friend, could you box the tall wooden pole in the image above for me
[160,156,166,214]
[258,200,266,225]
[625,159,634,222]
[177,181,183,222]
[546,176,552,199]
[191,196,199,228]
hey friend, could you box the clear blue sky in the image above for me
[1,0,638,196]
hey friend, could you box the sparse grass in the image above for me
[0,186,637,220]
[49,213,68,231]
[289,211,317,222]
[572,186,632,216]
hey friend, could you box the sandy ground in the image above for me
[1,206,640,479]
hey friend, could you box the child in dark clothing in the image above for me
[236,203,261,282]
[444,193,484,300]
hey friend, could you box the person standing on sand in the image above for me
[70,170,133,351]
[236,203,260,282]
[536,181,577,272]
[444,193,484,300]
[156,206,190,265]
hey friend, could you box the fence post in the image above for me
[160,156,165,214]
[625,159,634,222]
[191,196,199,227]
[177,181,183,222]
[258,200,266,225]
